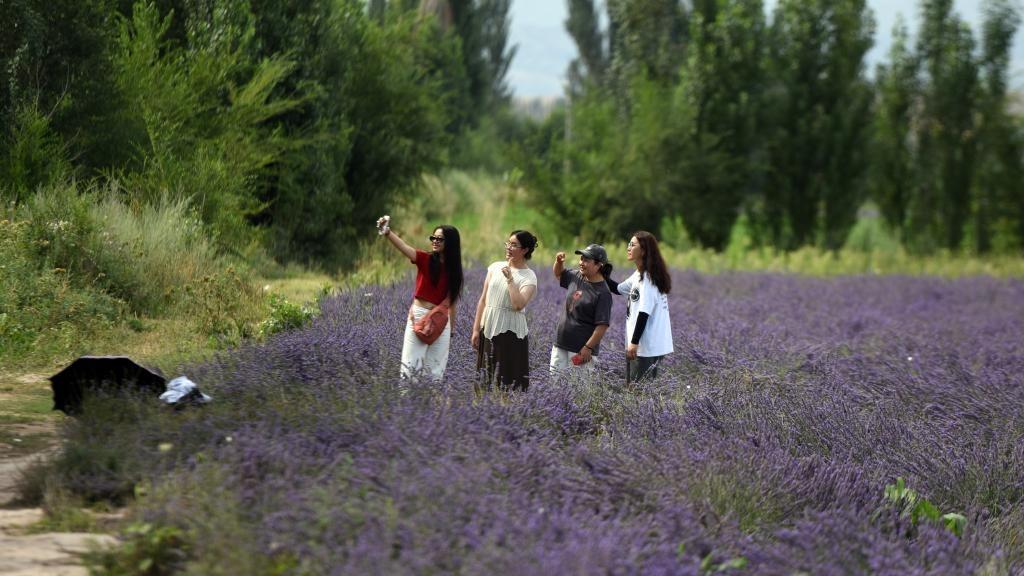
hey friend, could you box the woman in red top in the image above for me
[377,216,464,380]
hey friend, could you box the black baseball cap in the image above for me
[574,244,609,264]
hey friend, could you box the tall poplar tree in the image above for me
[668,0,767,249]
[909,0,979,252]
[761,0,875,249]
[870,18,919,240]
[973,0,1022,252]
[565,0,608,95]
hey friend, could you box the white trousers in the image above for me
[401,304,451,381]
[549,346,598,375]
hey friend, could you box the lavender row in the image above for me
[135,269,1024,573]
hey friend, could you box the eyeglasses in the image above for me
[429,235,445,243]
[504,242,522,249]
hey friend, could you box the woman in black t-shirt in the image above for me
[549,243,614,373]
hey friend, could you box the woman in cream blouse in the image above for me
[471,230,539,392]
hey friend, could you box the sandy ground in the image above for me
[0,376,119,576]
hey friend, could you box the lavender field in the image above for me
[67,269,1024,574]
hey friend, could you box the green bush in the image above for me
[17,182,101,281]
[258,294,317,338]
[0,103,75,204]
[84,522,191,576]
[183,266,267,347]
[0,212,124,365]
[844,203,902,254]
[13,182,230,316]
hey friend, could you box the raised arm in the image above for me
[502,259,536,311]
[552,251,565,281]
[377,216,417,262]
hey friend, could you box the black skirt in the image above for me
[476,330,530,392]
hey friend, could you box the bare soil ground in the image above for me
[0,373,118,576]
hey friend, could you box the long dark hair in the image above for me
[429,225,463,304]
[632,231,671,294]
[510,230,538,260]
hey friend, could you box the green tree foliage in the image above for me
[252,2,451,266]
[1,0,461,268]
[759,0,875,250]
[0,0,135,172]
[868,0,1022,255]
[566,0,608,94]
[0,103,75,203]
[448,0,517,120]
[870,18,918,243]
[523,66,759,248]
[377,0,516,131]
[606,0,688,91]
[908,0,980,252]
[535,0,770,248]
[670,0,767,249]
[529,0,1022,255]
[478,0,517,107]
[972,0,1022,253]
[111,1,300,250]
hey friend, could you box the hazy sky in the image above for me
[508,0,1024,98]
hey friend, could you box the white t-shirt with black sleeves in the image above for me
[617,270,673,358]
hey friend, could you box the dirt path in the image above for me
[0,374,118,576]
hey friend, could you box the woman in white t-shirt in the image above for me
[471,230,539,392]
[606,231,673,383]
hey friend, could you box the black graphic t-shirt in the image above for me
[555,269,613,354]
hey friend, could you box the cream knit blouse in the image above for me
[480,261,538,340]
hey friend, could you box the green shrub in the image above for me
[844,203,902,254]
[183,266,267,347]
[0,213,124,365]
[881,477,967,538]
[258,294,317,338]
[84,522,191,576]
[17,182,101,281]
[0,103,74,204]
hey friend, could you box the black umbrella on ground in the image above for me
[49,356,167,415]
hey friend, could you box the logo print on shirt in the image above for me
[627,286,640,318]
[567,289,583,314]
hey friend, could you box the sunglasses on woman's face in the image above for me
[429,235,445,243]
